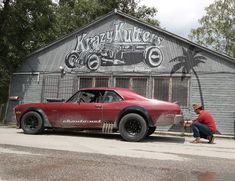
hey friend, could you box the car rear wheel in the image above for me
[21,111,44,134]
[119,113,147,142]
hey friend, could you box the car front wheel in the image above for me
[119,113,147,142]
[21,111,44,134]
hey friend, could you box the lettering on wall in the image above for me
[65,22,164,71]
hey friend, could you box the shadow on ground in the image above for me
[17,129,186,144]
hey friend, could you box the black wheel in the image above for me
[65,52,79,68]
[146,127,156,137]
[145,47,163,67]
[21,111,44,134]
[119,113,148,142]
[86,53,101,71]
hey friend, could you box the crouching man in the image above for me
[183,104,217,144]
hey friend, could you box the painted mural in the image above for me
[65,22,164,71]
[170,47,206,108]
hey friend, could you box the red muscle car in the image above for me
[15,87,183,142]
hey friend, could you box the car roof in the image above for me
[79,87,148,101]
[80,87,128,91]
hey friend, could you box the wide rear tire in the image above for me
[21,111,44,134]
[119,113,147,142]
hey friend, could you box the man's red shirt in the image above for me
[193,110,217,133]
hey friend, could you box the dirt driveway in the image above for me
[0,127,235,161]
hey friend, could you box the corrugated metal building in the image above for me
[6,10,235,135]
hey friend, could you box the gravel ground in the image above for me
[0,144,235,181]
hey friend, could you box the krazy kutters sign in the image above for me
[65,22,164,71]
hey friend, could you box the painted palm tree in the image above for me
[170,47,206,108]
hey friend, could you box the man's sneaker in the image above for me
[190,137,201,144]
[208,135,215,144]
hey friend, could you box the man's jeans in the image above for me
[191,122,213,139]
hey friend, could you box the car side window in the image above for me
[67,92,80,102]
[78,91,96,103]
[67,90,105,103]
[103,91,122,103]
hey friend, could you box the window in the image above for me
[115,77,129,88]
[42,75,60,101]
[154,77,169,101]
[78,76,189,106]
[67,90,105,103]
[172,77,188,106]
[114,77,148,96]
[153,77,189,107]
[79,77,92,88]
[79,77,109,89]
[103,91,123,103]
[132,78,147,96]
[42,75,76,102]
[95,77,109,87]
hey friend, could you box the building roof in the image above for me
[26,9,235,64]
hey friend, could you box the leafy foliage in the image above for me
[54,0,159,36]
[0,0,57,104]
[189,0,235,58]
[116,0,159,26]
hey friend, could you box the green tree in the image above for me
[54,0,159,36]
[116,0,159,26]
[189,0,235,58]
[0,0,57,105]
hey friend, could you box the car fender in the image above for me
[116,106,154,128]
[19,108,52,128]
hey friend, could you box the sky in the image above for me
[1,0,215,39]
[140,0,215,38]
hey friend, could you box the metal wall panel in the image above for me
[41,74,78,102]
[191,73,235,135]
[5,74,43,123]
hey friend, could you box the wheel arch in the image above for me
[116,106,154,128]
[19,108,52,128]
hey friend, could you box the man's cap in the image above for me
[192,104,202,110]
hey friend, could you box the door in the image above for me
[57,90,103,128]
[102,90,124,124]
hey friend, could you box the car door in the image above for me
[101,90,124,124]
[57,90,103,128]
